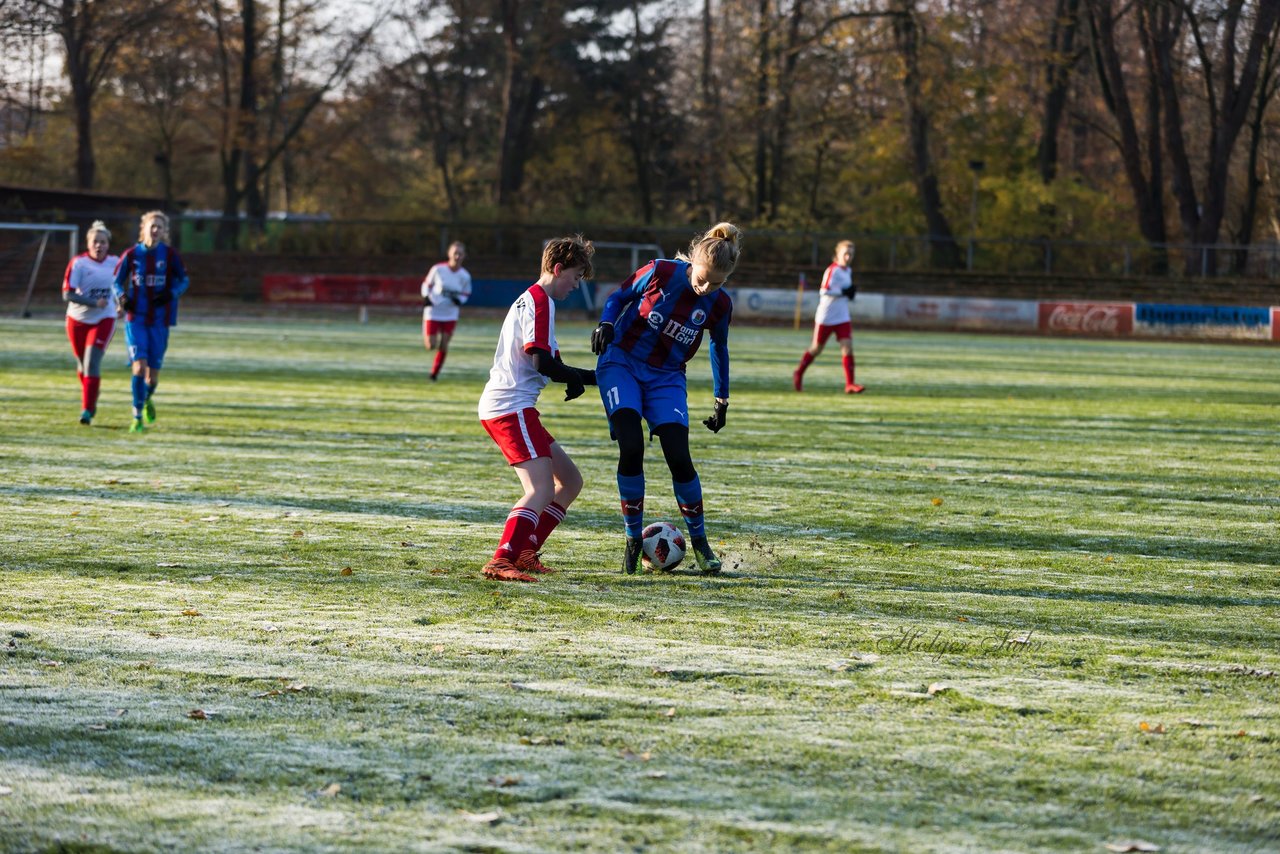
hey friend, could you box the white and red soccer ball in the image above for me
[641,522,686,572]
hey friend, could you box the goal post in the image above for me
[0,223,80,318]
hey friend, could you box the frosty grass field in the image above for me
[1,313,1277,853]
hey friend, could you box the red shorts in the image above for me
[482,408,555,465]
[816,321,852,345]
[424,319,457,338]
[66,316,116,360]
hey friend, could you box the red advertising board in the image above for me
[1273,307,1280,341]
[262,274,421,305]
[1038,302,1134,335]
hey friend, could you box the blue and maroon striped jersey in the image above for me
[598,258,732,399]
[113,242,190,326]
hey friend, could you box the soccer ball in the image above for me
[641,522,686,572]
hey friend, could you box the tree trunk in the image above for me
[893,2,961,268]
[1038,0,1080,184]
[496,0,543,211]
[767,0,806,220]
[700,0,724,220]
[753,0,770,218]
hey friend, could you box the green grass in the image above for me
[1,313,1278,852]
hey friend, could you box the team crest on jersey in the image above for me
[647,310,664,329]
[691,308,706,325]
[157,260,166,271]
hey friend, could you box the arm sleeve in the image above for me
[530,348,590,383]
[819,265,838,295]
[61,258,94,306]
[598,262,656,325]
[708,312,730,400]
[112,252,130,300]
[168,250,190,298]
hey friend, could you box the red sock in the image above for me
[85,376,101,411]
[797,351,815,374]
[432,351,447,377]
[494,507,539,560]
[532,502,566,550]
[842,354,855,385]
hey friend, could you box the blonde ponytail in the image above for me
[680,221,743,275]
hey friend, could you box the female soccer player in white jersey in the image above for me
[793,239,864,394]
[421,241,472,381]
[476,236,598,582]
[589,222,742,575]
[62,220,119,425]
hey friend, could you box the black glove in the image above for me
[578,368,597,386]
[153,289,172,306]
[447,295,462,306]
[590,322,615,355]
[120,295,135,312]
[843,286,857,299]
[564,377,585,401]
[703,399,728,433]
[422,295,434,307]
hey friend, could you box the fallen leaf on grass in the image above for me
[956,616,969,622]
[254,690,281,699]
[519,736,547,746]
[1234,729,1249,738]
[1138,721,1166,734]
[432,644,445,653]
[180,609,201,617]
[284,683,309,693]
[620,749,651,762]
[87,724,108,731]
[1104,842,1160,853]
[199,516,219,522]
[487,775,520,787]
[663,707,676,718]
[38,659,62,668]
[292,530,305,538]
[0,785,12,796]
[187,709,214,720]
[460,810,501,825]
[157,562,185,568]
[147,631,165,638]
[261,624,280,633]
[340,567,353,576]
[642,770,667,779]
[114,709,126,717]
[429,568,448,576]
[931,497,943,506]
[1249,794,1264,803]
[318,782,341,797]
[1179,719,1211,728]
[927,683,951,696]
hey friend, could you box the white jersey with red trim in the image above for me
[422,263,472,322]
[814,263,853,327]
[478,284,559,420]
[63,252,120,324]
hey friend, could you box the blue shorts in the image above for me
[124,322,170,369]
[597,347,689,432]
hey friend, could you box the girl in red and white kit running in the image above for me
[421,241,472,381]
[62,220,119,425]
[793,239,864,394]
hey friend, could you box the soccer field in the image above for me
[1,315,1277,852]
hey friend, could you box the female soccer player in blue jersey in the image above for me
[590,222,741,575]
[113,211,190,434]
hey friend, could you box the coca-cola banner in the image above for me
[1134,303,1272,340]
[1038,302,1135,335]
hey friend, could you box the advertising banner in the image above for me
[263,274,419,305]
[732,288,885,323]
[1038,302,1134,335]
[884,296,1039,331]
[1134,303,1272,340]
[1274,307,1280,342]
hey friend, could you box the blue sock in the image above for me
[673,476,706,539]
[131,375,147,417]
[617,472,645,538]
[146,382,157,399]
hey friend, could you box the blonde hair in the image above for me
[139,210,170,244]
[679,221,742,275]
[86,220,111,243]
[542,235,595,280]
[448,241,465,254]
[834,239,855,261]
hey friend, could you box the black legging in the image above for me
[610,409,697,482]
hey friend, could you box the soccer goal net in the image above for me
[0,223,79,317]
